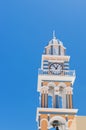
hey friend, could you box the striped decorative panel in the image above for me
[64,61,69,70]
[43,60,49,70]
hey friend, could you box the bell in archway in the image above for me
[56,126,59,130]
[51,120,60,130]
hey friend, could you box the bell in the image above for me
[56,127,59,130]
[52,120,59,127]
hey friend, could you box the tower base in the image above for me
[36,108,78,130]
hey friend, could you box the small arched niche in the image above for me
[40,119,48,130]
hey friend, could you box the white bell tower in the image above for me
[36,33,78,130]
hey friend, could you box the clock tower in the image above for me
[36,33,78,130]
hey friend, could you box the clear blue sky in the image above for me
[0,0,86,130]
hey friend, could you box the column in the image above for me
[66,94,69,108]
[41,88,48,108]
[66,87,73,109]
[45,92,48,108]
[62,94,66,108]
[41,91,45,108]
[52,94,56,108]
[41,120,48,130]
[69,93,73,109]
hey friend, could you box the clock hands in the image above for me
[52,63,56,68]
[49,63,62,74]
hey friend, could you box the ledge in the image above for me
[36,108,78,121]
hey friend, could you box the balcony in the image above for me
[38,69,75,77]
[38,69,76,91]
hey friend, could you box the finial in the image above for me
[53,30,56,39]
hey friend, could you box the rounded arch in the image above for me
[40,118,48,124]
[56,82,67,96]
[48,82,56,96]
[48,116,66,129]
[48,82,56,88]
[58,82,67,88]
[40,86,48,93]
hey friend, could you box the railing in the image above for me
[38,69,75,76]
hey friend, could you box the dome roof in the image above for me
[49,37,63,46]
[44,32,66,56]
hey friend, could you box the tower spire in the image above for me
[53,30,56,39]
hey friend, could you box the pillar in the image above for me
[41,88,48,108]
[66,87,73,109]
[62,94,66,108]
[69,93,73,109]
[45,91,48,108]
[66,94,69,108]
[41,90,45,107]
[41,120,48,130]
[53,94,56,108]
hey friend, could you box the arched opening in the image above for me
[48,82,56,108]
[49,116,66,130]
[50,120,65,130]
[48,95,52,108]
[57,83,66,108]
[48,85,54,108]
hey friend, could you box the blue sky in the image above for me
[0,0,86,130]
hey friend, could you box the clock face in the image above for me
[49,63,62,74]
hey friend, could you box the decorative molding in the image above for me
[48,82,56,88]
[48,115,66,129]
